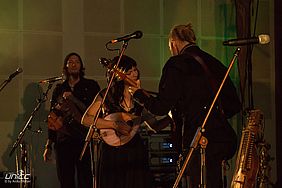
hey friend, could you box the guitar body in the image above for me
[100,112,141,147]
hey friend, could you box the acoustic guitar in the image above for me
[99,58,171,146]
[100,112,142,147]
[100,57,151,96]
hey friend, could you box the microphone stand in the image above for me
[9,82,53,157]
[172,47,241,188]
[0,74,18,93]
[79,40,129,188]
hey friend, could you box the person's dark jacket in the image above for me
[48,77,100,144]
[134,45,241,159]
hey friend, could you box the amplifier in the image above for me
[141,132,178,187]
[150,141,173,151]
[146,132,174,150]
[145,133,178,167]
[149,152,177,167]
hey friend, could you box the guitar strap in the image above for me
[187,53,225,116]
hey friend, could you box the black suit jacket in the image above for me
[134,45,240,159]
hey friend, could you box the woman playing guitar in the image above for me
[81,55,172,188]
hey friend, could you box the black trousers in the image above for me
[55,140,93,188]
[184,140,236,188]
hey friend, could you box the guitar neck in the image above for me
[123,75,151,97]
[111,66,153,97]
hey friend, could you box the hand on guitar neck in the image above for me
[124,77,151,97]
[100,58,151,97]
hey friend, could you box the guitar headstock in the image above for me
[99,57,138,87]
[247,109,263,127]
[99,57,113,69]
[246,109,264,137]
[112,67,138,88]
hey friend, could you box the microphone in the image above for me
[39,76,64,83]
[36,127,43,133]
[109,31,143,43]
[8,67,23,81]
[223,34,270,46]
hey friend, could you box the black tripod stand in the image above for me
[9,82,53,188]
[9,82,53,157]
[79,41,130,188]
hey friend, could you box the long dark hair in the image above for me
[62,52,85,79]
[111,55,139,104]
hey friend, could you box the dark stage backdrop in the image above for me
[275,0,282,187]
